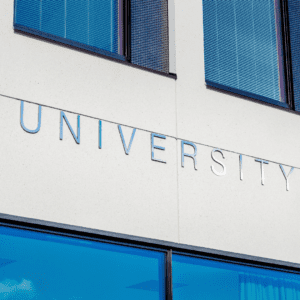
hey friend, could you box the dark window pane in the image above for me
[0,226,165,300]
[173,254,300,300]
[131,0,169,73]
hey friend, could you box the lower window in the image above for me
[1,222,299,300]
[0,226,165,299]
[172,254,300,300]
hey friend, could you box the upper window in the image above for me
[287,0,300,111]
[202,0,288,108]
[14,0,170,74]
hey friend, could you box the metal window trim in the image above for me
[13,28,177,79]
[166,249,173,300]
[280,0,295,110]
[124,0,131,61]
[207,81,290,109]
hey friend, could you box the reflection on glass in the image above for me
[0,226,165,299]
[172,254,300,300]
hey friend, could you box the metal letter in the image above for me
[151,133,166,164]
[181,140,197,170]
[99,120,102,149]
[60,111,80,144]
[280,165,294,191]
[118,125,136,155]
[20,101,42,134]
[211,148,226,176]
[239,154,243,180]
[255,159,269,185]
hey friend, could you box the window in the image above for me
[172,254,300,300]
[14,0,171,74]
[0,225,165,299]
[0,217,299,299]
[287,0,300,111]
[202,0,289,108]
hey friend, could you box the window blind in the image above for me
[15,0,124,60]
[203,0,285,106]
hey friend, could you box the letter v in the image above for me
[118,125,136,155]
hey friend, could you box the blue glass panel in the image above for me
[89,0,119,54]
[173,254,300,300]
[203,0,283,104]
[0,226,165,300]
[14,0,123,57]
[15,0,40,31]
[41,0,65,37]
[66,0,88,44]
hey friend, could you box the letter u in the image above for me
[20,101,42,134]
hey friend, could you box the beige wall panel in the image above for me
[178,140,300,263]
[0,96,179,242]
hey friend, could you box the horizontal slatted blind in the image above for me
[15,0,124,59]
[203,0,284,105]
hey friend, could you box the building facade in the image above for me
[1,0,300,299]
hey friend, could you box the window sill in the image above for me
[206,81,300,117]
[14,25,177,80]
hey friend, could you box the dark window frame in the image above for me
[280,0,294,110]
[0,212,300,300]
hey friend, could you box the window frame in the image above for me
[203,0,296,111]
[0,212,300,300]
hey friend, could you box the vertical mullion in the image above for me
[124,0,131,61]
[280,0,295,109]
[166,249,173,300]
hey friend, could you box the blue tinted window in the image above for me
[14,0,123,59]
[0,226,165,299]
[14,0,170,72]
[203,0,286,106]
[172,254,300,300]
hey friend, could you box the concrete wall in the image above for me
[1,0,300,264]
